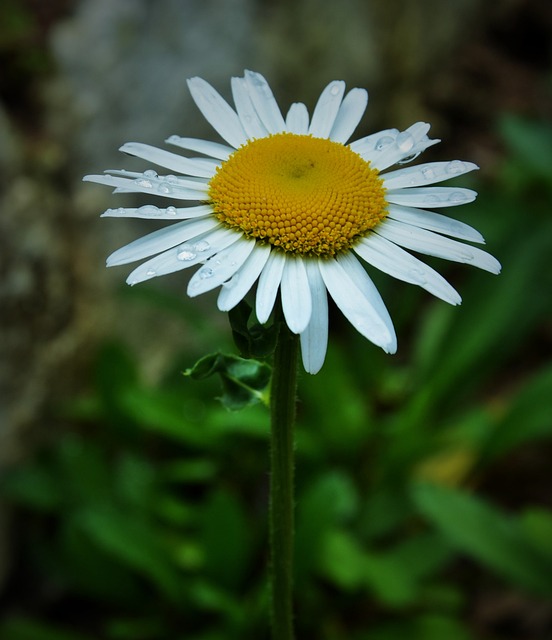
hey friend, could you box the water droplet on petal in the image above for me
[166,206,177,216]
[449,191,466,203]
[397,151,421,164]
[194,240,210,252]
[446,160,466,174]
[167,135,180,144]
[330,84,341,96]
[396,131,414,152]
[135,178,153,188]
[223,273,239,288]
[138,204,160,216]
[146,269,157,277]
[158,184,172,195]
[199,267,214,279]
[176,244,197,261]
[165,174,178,184]
[144,169,158,179]
[117,207,125,215]
[422,166,435,180]
[376,136,395,151]
[424,195,439,204]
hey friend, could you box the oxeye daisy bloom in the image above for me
[84,70,500,374]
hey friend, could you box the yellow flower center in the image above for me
[208,133,388,257]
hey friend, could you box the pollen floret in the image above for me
[209,133,387,257]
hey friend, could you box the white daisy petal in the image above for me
[281,257,312,334]
[336,252,397,352]
[308,80,345,138]
[106,217,220,266]
[83,173,208,201]
[349,128,399,157]
[329,88,368,143]
[354,234,461,304]
[119,143,217,178]
[387,204,485,243]
[217,244,272,311]
[231,76,269,139]
[244,70,287,134]
[319,255,396,353]
[187,77,248,148]
[165,135,233,161]
[187,236,256,297]
[127,227,240,285]
[256,251,286,323]
[385,186,478,208]
[357,122,440,170]
[382,160,478,189]
[300,260,328,375]
[101,204,213,220]
[376,219,502,273]
[285,103,310,134]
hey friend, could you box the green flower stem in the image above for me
[269,316,299,640]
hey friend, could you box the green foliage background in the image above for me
[1,115,552,639]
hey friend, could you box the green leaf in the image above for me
[499,115,552,186]
[520,508,552,563]
[294,472,358,584]
[319,529,417,606]
[413,482,552,595]
[119,387,212,447]
[482,363,552,460]
[0,618,94,640]
[185,352,271,410]
[200,489,252,591]
[77,507,183,600]
[363,614,474,640]
[0,463,61,511]
[105,617,166,640]
[228,299,278,358]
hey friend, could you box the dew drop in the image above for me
[145,269,157,277]
[176,244,197,261]
[144,169,158,179]
[116,207,125,215]
[138,204,160,216]
[330,84,341,96]
[158,184,172,195]
[166,206,177,216]
[397,151,421,165]
[199,267,214,279]
[165,174,178,184]
[376,136,394,151]
[449,191,466,203]
[422,166,435,180]
[167,135,180,144]
[135,178,153,189]
[396,131,414,152]
[424,195,439,204]
[223,273,239,288]
[446,160,466,174]
[194,240,210,252]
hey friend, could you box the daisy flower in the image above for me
[84,70,500,374]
